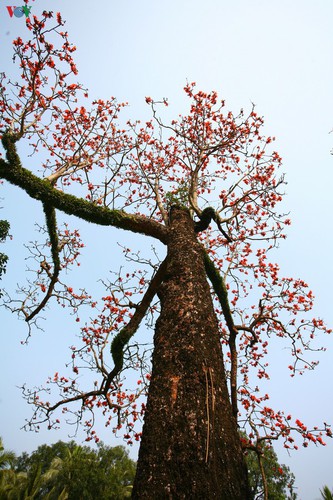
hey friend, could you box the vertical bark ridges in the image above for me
[133,206,249,499]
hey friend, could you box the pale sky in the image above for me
[1,1,333,499]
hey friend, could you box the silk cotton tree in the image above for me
[0,12,331,499]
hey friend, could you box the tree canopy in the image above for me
[0,9,332,498]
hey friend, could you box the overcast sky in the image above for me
[1,1,333,498]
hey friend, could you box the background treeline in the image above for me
[0,438,135,499]
[1,435,332,499]
[0,435,301,499]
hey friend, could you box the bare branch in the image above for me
[25,203,60,321]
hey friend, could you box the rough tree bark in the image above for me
[132,207,250,499]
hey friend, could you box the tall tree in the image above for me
[0,11,331,498]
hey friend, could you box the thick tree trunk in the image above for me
[132,207,250,499]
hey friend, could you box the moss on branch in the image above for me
[0,220,10,283]
[25,203,61,321]
[0,157,168,243]
[203,249,238,417]
[203,250,234,328]
[104,258,168,392]
[194,207,216,233]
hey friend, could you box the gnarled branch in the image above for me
[105,257,168,393]
[0,135,168,244]
[203,250,238,418]
[25,203,61,321]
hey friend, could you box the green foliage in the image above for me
[320,485,333,500]
[244,439,297,500]
[0,438,15,470]
[165,180,189,208]
[0,469,30,500]
[0,438,136,500]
